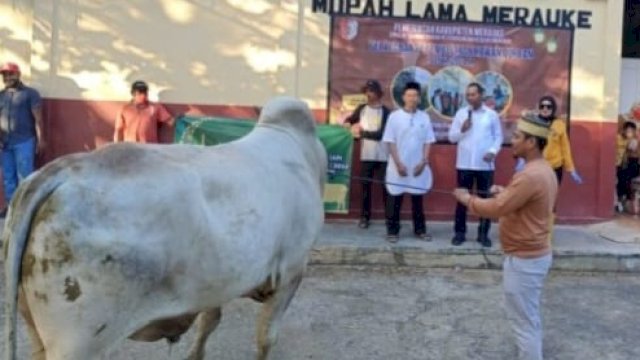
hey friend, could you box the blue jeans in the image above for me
[2,137,36,204]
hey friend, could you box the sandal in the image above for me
[386,234,399,243]
[358,218,370,229]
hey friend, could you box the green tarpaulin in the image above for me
[175,115,353,214]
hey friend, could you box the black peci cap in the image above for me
[361,79,383,95]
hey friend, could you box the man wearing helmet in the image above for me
[114,80,174,143]
[0,62,45,216]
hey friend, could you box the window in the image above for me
[623,0,640,58]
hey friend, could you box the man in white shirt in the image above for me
[448,83,503,247]
[345,80,391,229]
[383,82,436,243]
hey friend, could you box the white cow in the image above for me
[3,97,327,360]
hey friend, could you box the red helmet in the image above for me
[0,62,20,74]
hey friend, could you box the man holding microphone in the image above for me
[448,83,503,247]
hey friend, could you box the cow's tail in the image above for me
[3,160,69,360]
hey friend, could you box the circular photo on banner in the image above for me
[390,66,432,111]
[428,66,474,119]
[474,71,513,115]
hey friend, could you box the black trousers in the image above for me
[455,170,494,238]
[554,167,563,185]
[551,167,564,212]
[617,158,640,199]
[360,161,388,220]
[385,194,426,236]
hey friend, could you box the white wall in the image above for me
[620,58,640,114]
[1,0,624,122]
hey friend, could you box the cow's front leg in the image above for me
[184,308,222,360]
[255,273,303,360]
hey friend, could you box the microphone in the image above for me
[468,109,472,123]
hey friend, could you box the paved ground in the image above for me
[2,266,639,360]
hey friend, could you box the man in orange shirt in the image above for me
[114,81,174,143]
[454,112,558,360]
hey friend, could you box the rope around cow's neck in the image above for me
[333,173,500,268]
[327,173,500,269]
[331,174,494,197]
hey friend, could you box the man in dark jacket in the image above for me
[344,80,391,228]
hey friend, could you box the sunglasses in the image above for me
[539,103,553,110]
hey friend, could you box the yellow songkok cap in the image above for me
[517,111,550,138]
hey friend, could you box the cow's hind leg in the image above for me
[255,273,303,360]
[44,342,94,360]
[18,288,46,360]
[184,308,222,360]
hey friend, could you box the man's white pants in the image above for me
[503,253,553,360]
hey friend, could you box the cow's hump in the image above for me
[258,97,316,135]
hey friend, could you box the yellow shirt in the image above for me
[617,134,628,167]
[543,118,575,172]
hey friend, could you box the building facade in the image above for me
[0,0,625,223]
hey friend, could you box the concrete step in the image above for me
[311,221,640,272]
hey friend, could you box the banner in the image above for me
[328,16,573,143]
[175,116,353,214]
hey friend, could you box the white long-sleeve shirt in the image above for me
[448,105,503,171]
